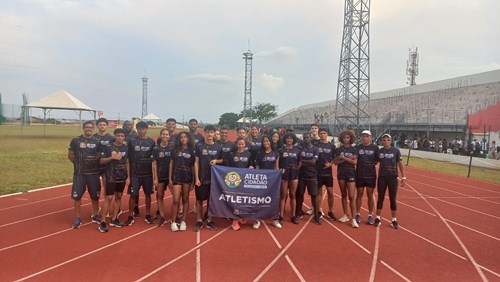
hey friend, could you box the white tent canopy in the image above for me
[24,89,96,136]
[143,113,161,121]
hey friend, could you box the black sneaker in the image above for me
[296,210,304,219]
[157,217,166,227]
[206,221,219,231]
[110,219,124,228]
[98,222,109,233]
[292,216,299,224]
[391,220,398,229]
[125,216,135,226]
[327,211,336,221]
[278,216,284,225]
[154,210,160,220]
[314,215,322,225]
[374,218,381,227]
[194,221,203,232]
[133,206,140,218]
[145,215,154,224]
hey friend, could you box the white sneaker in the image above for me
[171,222,179,232]
[253,220,261,229]
[305,207,314,215]
[339,215,349,223]
[272,220,282,229]
[351,219,359,228]
[180,221,187,231]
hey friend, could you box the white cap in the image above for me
[382,133,392,139]
[361,130,372,136]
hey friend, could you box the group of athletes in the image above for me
[68,118,406,233]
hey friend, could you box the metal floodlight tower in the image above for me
[141,76,148,119]
[334,0,371,135]
[242,49,253,122]
[406,47,419,86]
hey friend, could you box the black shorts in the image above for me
[356,178,376,188]
[317,175,334,188]
[337,170,356,182]
[71,174,101,200]
[298,179,319,197]
[128,176,153,196]
[195,183,211,201]
[105,181,126,196]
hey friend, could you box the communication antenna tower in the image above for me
[242,44,253,122]
[406,47,419,86]
[141,76,148,119]
[334,0,371,135]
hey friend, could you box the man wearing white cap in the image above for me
[355,130,379,225]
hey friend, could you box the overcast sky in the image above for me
[1,0,499,123]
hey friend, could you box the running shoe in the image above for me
[110,219,125,228]
[232,220,241,231]
[292,216,300,225]
[391,220,399,229]
[133,206,140,218]
[338,215,349,223]
[157,217,166,227]
[367,215,374,225]
[305,207,314,215]
[374,217,381,227]
[91,214,102,224]
[125,216,135,226]
[154,210,160,220]
[145,215,154,224]
[278,216,284,225]
[327,211,336,221]
[351,219,359,228]
[355,214,362,224]
[314,216,322,225]
[206,221,219,231]
[98,222,109,233]
[179,221,187,231]
[171,222,179,232]
[72,217,82,229]
[296,210,305,218]
[194,221,203,232]
[253,220,261,229]
[273,220,282,229]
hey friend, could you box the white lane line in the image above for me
[410,179,500,205]
[0,183,71,199]
[323,219,371,254]
[368,227,380,282]
[263,221,282,249]
[405,172,500,195]
[196,231,201,282]
[426,196,500,220]
[380,260,412,282]
[15,225,158,282]
[1,206,76,228]
[253,216,313,282]
[136,226,230,282]
[284,255,306,282]
[406,182,488,281]
[446,219,500,242]
[479,265,500,278]
[0,195,68,211]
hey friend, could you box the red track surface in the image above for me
[1,166,499,281]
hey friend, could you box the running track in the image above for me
[1,166,499,281]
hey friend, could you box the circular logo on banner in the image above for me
[225,172,242,188]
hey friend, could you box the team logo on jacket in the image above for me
[225,172,242,188]
[80,142,86,148]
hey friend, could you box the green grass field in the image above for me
[0,124,499,195]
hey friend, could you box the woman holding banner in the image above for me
[256,135,281,229]
[279,133,301,225]
[228,138,254,230]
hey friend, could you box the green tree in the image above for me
[253,102,278,124]
[218,112,240,129]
